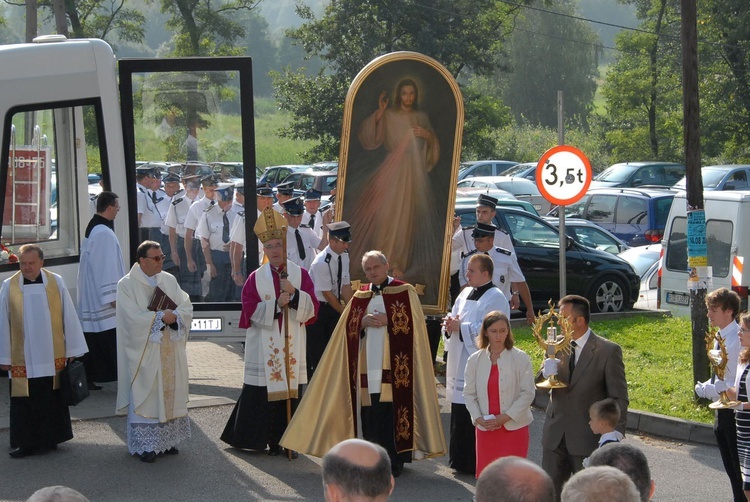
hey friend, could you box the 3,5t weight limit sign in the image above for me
[535,145,593,206]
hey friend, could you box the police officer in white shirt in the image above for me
[197,182,239,302]
[307,221,353,377]
[302,189,332,238]
[183,173,218,301]
[136,165,165,243]
[460,222,534,322]
[273,180,295,213]
[158,171,182,276]
[283,197,325,270]
[166,172,202,293]
[230,183,273,287]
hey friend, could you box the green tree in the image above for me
[599,0,684,161]
[273,0,530,161]
[501,0,600,130]
[2,0,146,45]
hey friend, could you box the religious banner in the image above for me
[338,52,463,314]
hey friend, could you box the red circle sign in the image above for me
[535,145,592,206]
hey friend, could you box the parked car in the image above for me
[457,160,519,181]
[258,164,310,187]
[280,170,337,198]
[311,161,338,172]
[457,176,552,214]
[502,162,538,183]
[455,193,538,215]
[548,187,675,247]
[455,205,639,313]
[591,161,685,189]
[672,164,750,191]
[210,161,264,184]
[618,243,661,310]
[544,218,630,255]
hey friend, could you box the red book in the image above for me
[147,286,178,312]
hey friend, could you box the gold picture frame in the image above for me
[337,51,464,314]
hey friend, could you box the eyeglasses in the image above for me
[144,254,166,262]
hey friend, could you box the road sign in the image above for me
[535,145,592,206]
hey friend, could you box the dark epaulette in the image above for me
[463,249,479,259]
[238,211,245,218]
[324,253,332,264]
[461,225,473,231]
[204,200,217,212]
[89,193,98,202]
[172,197,184,206]
[495,247,512,256]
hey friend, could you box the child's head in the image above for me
[589,398,620,435]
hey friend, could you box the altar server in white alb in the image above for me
[77,191,126,390]
[116,240,193,463]
[0,244,88,458]
[442,253,509,475]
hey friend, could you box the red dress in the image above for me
[475,363,530,478]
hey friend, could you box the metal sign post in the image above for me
[536,145,593,301]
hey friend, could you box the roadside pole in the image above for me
[682,0,709,384]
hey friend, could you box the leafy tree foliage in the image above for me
[273,0,529,161]
[2,0,146,46]
[501,0,600,130]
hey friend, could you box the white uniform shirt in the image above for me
[196,204,238,251]
[302,210,325,238]
[310,246,351,302]
[136,184,164,229]
[156,188,174,235]
[184,196,215,238]
[286,225,320,270]
[165,192,197,238]
[459,247,525,298]
[453,226,514,259]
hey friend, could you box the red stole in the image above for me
[344,280,416,453]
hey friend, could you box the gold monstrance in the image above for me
[533,301,574,389]
[705,328,741,409]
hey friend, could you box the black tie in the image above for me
[309,213,316,229]
[151,191,158,205]
[336,255,342,299]
[222,212,230,243]
[295,229,306,260]
[569,340,577,376]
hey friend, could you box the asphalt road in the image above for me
[0,341,736,501]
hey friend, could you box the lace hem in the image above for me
[127,415,191,455]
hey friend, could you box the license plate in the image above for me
[665,291,690,306]
[191,317,222,332]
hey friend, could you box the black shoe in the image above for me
[267,445,282,456]
[88,382,103,391]
[140,451,156,463]
[164,447,179,455]
[9,448,33,459]
[391,463,404,478]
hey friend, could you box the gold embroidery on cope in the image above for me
[267,336,284,382]
[393,353,411,388]
[390,301,410,335]
[348,306,364,339]
[396,406,411,441]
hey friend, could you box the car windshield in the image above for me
[494,180,540,196]
[619,249,660,276]
[702,168,734,188]
[595,164,638,183]
[458,162,475,174]
[503,163,534,176]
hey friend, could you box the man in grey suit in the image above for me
[540,295,629,500]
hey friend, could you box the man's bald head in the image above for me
[476,456,555,502]
[322,439,394,501]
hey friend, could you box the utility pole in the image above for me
[681,0,709,384]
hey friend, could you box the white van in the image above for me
[660,191,750,316]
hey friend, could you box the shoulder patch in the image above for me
[172,197,184,206]
[495,247,511,255]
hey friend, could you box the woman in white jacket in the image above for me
[463,310,535,478]
[728,312,750,500]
